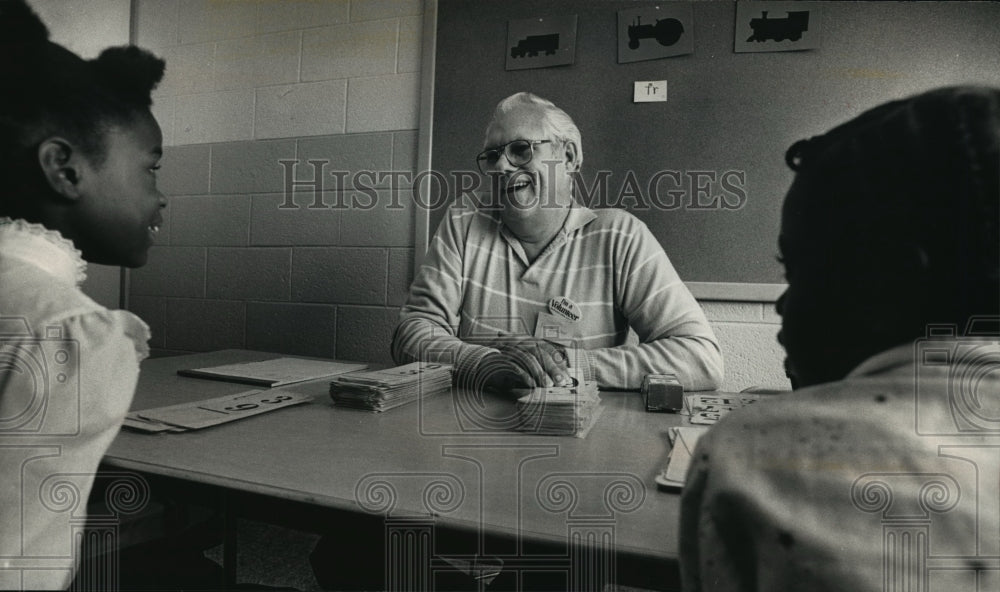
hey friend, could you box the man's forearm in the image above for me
[391,316,497,381]
[586,334,724,391]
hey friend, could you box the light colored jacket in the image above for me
[681,339,1000,591]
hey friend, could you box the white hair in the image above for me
[484,92,583,166]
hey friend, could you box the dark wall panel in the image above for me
[429,0,1000,285]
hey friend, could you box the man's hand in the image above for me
[476,337,571,390]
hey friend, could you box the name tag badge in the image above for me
[548,296,581,322]
[535,296,582,341]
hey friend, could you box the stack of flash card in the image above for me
[511,369,602,438]
[329,362,453,412]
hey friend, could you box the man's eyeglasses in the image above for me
[476,139,552,175]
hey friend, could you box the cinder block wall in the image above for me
[129,0,421,365]
[128,0,790,392]
[702,302,788,391]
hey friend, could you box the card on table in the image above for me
[333,361,451,388]
[133,389,312,431]
[656,426,710,490]
[682,393,761,421]
[122,415,185,433]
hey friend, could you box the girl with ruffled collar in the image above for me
[0,1,165,588]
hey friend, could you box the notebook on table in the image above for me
[178,357,367,387]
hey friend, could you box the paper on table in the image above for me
[656,426,710,490]
[178,358,367,387]
[122,415,185,433]
[134,389,312,430]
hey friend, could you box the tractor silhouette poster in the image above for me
[618,3,694,64]
[734,1,822,53]
[506,14,578,71]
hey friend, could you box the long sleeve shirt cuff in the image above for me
[453,345,499,389]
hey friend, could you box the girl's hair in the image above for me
[484,92,584,166]
[783,85,1000,328]
[0,0,165,212]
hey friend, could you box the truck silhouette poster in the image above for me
[506,14,578,70]
[618,3,694,64]
[734,1,822,53]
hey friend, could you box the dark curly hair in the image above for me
[0,0,165,215]
[782,85,1000,353]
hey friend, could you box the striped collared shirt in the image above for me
[392,201,723,390]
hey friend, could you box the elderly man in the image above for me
[681,86,1000,590]
[312,92,722,592]
[392,92,723,392]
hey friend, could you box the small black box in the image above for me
[642,373,684,412]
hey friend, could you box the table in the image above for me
[103,350,701,591]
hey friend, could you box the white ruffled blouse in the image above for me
[0,217,149,589]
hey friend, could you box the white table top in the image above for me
[105,350,700,568]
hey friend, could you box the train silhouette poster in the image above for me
[618,3,694,64]
[734,1,822,53]
[506,14,578,71]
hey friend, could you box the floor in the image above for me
[201,520,659,591]
[204,521,323,591]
